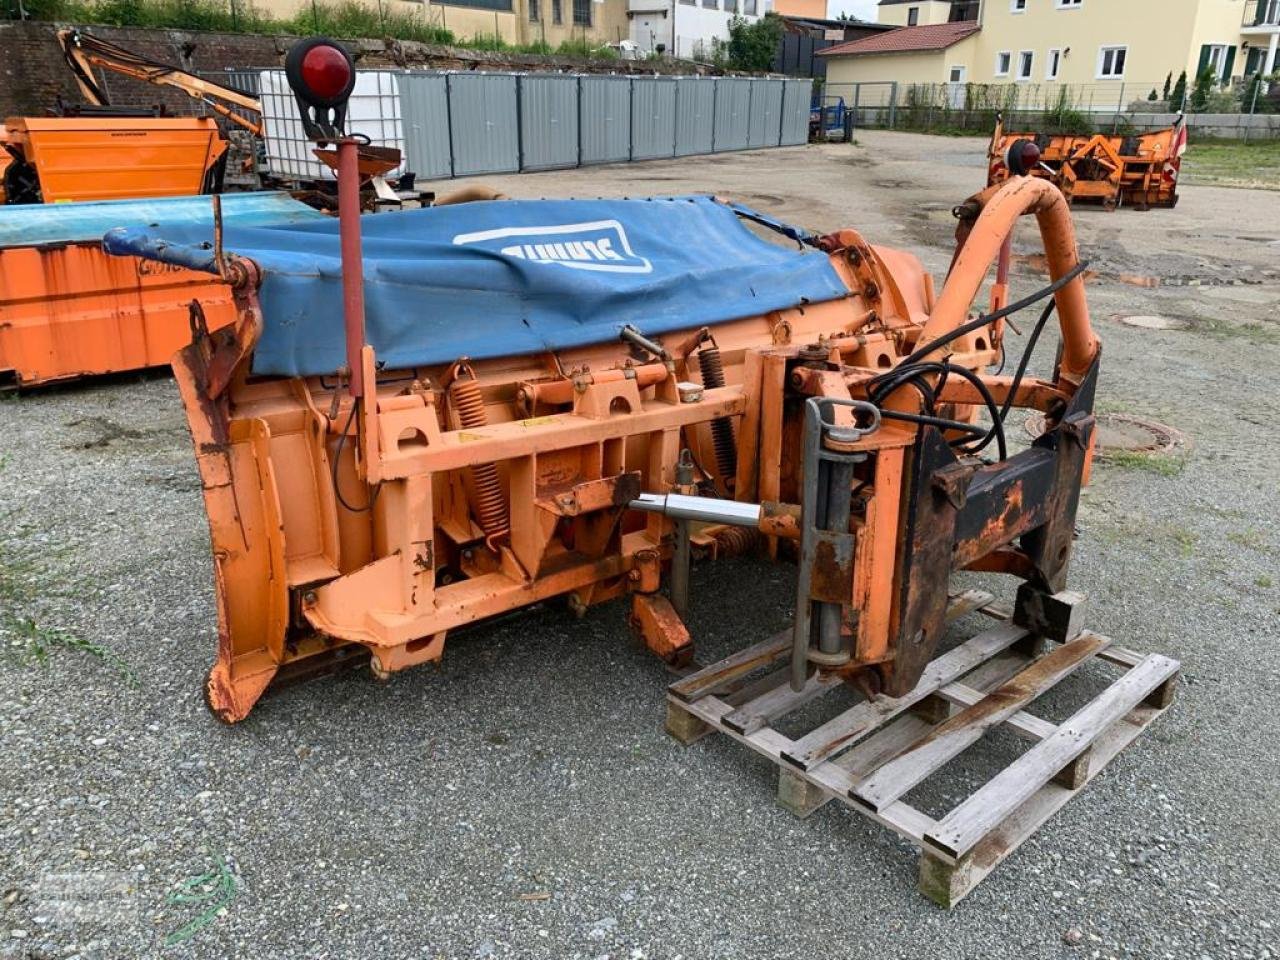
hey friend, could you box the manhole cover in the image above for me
[1115,313,1187,330]
[1024,412,1187,456]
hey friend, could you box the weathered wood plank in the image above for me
[850,632,1112,812]
[780,623,1028,770]
[674,693,937,844]
[721,670,842,735]
[668,631,790,703]
[923,653,1180,861]
[936,681,1057,741]
[918,691,1177,907]
[672,590,992,707]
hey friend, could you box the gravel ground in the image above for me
[1,131,1278,959]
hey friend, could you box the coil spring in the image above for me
[712,525,760,558]
[698,345,738,487]
[448,376,510,545]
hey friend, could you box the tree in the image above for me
[1170,70,1188,110]
[726,12,784,73]
[1190,65,1215,110]
[1148,88,1158,101]
[1162,71,1172,101]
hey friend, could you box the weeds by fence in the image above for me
[2,0,622,58]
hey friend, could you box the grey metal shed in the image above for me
[748,79,785,149]
[674,78,716,157]
[447,73,520,176]
[519,74,580,171]
[780,78,813,147]
[713,78,751,152]
[579,76,632,165]
[400,73,453,180]
[630,77,677,161]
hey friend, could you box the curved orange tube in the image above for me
[915,177,1098,396]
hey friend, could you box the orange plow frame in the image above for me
[987,116,1183,211]
[153,177,1101,724]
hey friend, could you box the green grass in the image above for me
[8,0,623,58]
[0,509,137,684]
[1182,140,1280,191]
[1101,450,1187,477]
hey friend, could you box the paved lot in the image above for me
[2,131,1278,959]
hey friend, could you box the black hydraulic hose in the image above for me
[896,260,1091,369]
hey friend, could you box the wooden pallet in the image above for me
[665,590,1179,908]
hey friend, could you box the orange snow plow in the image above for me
[987,114,1186,211]
[0,193,325,389]
[102,40,1178,905]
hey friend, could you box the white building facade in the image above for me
[628,0,774,60]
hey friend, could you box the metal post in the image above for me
[670,451,694,620]
[889,81,898,128]
[1112,82,1125,133]
[1245,77,1260,144]
[336,138,366,399]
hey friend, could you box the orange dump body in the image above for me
[1,116,227,204]
[135,182,1101,724]
[0,192,326,388]
[988,122,1183,210]
[0,241,236,388]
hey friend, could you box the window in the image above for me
[552,0,561,22]
[995,51,1012,76]
[907,5,919,25]
[949,65,966,83]
[702,0,717,8]
[572,0,590,24]
[1046,47,1061,79]
[1097,45,1127,78]
[1016,50,1034,80]
[1056,0,1082,7]
[744,0,756,12]
[1010,0,1026,12]
[679,0,694,4]
[528,0,538,21]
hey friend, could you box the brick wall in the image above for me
[1,20,719,119]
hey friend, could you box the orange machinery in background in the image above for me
[0,192,324,388]
[1,116,229,205]
[988,114,1187,211]
[1,28,266,206]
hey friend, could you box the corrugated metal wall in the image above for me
[448,73,520,177]
[780,79,813,147]
[713,78,752,152]
[400,74,452,180]
[260,71,810,183]
[579,76,632,166]
[748,79,784,149]
[631,78,677,161]
[675,79,716,157]
[519,75,580,172]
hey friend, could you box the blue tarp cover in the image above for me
[103,195,848,377]
[0,192,324,248]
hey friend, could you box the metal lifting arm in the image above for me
[914,176,1098,391]
[57,28,264,136]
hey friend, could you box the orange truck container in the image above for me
[0,192,326,388]
[1,116,228,205]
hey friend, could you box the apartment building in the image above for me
[627,0,773,59]
[820,0,1280,91]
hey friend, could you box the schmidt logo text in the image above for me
[452,220,653,274]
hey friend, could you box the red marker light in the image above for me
[301,45,351,102]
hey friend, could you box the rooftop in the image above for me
[817,21,981,57]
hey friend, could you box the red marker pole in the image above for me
[337,136,365,399]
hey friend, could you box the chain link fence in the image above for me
[822,77,1280,141]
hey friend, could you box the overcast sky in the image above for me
[826,0,880,21]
